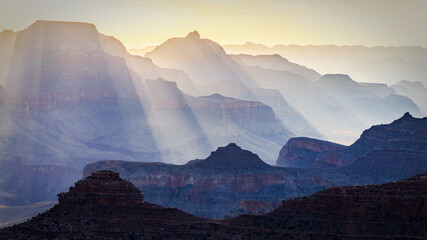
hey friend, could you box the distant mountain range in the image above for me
[1,170,426,239]
[223,42,427,86]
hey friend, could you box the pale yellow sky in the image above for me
[1,0,426,48]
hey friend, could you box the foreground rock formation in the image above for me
[226,173,427,239]
[85,113,427,219]
[0,171,210,239]
[1,170,426,239]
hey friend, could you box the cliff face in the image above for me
[1,171,426,240]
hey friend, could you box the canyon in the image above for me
[0,20,426,228]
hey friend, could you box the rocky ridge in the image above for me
[1,170,426,239]
[277,112,427,169]
[226,173,427,239]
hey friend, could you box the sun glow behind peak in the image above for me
[1,0,427,49]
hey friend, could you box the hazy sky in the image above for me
[1,0,426,48]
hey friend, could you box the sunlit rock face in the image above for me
[85,114,427,219]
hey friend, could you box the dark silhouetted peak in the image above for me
[387,111,426,127]
[216,143,243,153]
[186,30,200,39]
[190,143,271,171]
[57,170,143,206]
[402,112,413,119]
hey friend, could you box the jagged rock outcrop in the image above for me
[1,171,426,239]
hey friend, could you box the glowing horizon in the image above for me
[1,0,427,49]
